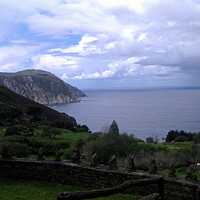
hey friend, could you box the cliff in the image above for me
[0,69,86,105]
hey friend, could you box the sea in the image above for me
[53,88,200,139]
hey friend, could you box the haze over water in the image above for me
[54,89,200,139]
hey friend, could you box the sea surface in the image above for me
[53,89,200,139]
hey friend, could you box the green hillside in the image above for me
[0,86,76,129]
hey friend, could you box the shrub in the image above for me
[26,137,67,156]
[0,142,30,159]
[108,120,119,135]
[0,143,12,159]
[39,126,62,139]
[54,149,64,161]
[193,133,200,144]
[166,130,194,142]
[146,137,154,143]
[5,126,20,136]
[5,125,33,137]
[75,125,90,132]
[63,148,73,160]
[13,143,30,158]
[174,136,189,142]
[84,133,142,163]
[37,147,45,161]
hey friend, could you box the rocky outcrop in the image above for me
[0,69,86,105]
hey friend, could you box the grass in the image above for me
[0,127,6,136]
[0,179,82,200]
[32,126,89,146]
[161,142,192,151]
[146,141,193,152]
[95,194,138,200]
[176,167,187,178]
[0,179,137,200]
[0,124,91,163]
[55,129,89,145]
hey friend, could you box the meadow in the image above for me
[0,178,137,200]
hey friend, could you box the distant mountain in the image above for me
[0,69,86,105]
[0,85,77,129]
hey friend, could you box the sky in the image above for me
[0,0,200,89]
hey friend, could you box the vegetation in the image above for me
[2,77,200,199]
[166,130,200,143]
[0,85,200,199]
[0,178,138,200]
[0,125,89,160]
[0,179,82,200]
[96,194,138,200]
[0,118,199,184]
[1,119,199,182]
[108,120,119,135]
[0,86,77,129]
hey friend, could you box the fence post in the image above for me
[158,178,164,200]
[195,187,200,200]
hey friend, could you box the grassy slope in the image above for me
[0,179,137,200]
[55,129,89,144]
[0,86,76,129]
[0,179,81,200]
[0,126,89,160]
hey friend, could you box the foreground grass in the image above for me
[0,179,82,200]
[0,179,137,200]
[96,194,138,200]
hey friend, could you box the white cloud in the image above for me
[65,56,181,80]
[32,54,81,76]
[33,54,78,67]
[0,44,39,72]
[49,34,105,56]
[0,0,200,86]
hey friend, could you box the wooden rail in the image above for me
[57,177,164,200]
[140,193,160,200]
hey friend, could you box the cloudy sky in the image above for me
[0,0,200,89]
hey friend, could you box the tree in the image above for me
[84,132,140,164]
[5,125,33,137]
[37,147,45,161]
[0,144,12,159]
[108,120,119,135]
[146,137,154,144]
[55,149,64,161]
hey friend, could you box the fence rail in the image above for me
[57,177,164,200]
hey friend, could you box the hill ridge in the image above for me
[0,69,86,105]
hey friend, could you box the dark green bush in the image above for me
[63,148,73,160]
[174,136,189,142]
[37,147,45,161]
[0,142,30,158]
[84,133,141,163]
[75,125,90,132]
[5,125,33,137]
[108,120,119,135]
[54,149,64,161]
[0,143,12,159]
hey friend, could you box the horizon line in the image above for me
[82,86,200,91]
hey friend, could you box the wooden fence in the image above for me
[57,177,164,200]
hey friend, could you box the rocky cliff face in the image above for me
[0,70,86,105]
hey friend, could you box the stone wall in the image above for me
[57,178,163,200]
[0,159,199,200]
[164,179,200,200]
[0,160,150,188]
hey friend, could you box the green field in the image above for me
[0,125,90,160]
[0,179,137,200]
[0,179,80,200]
